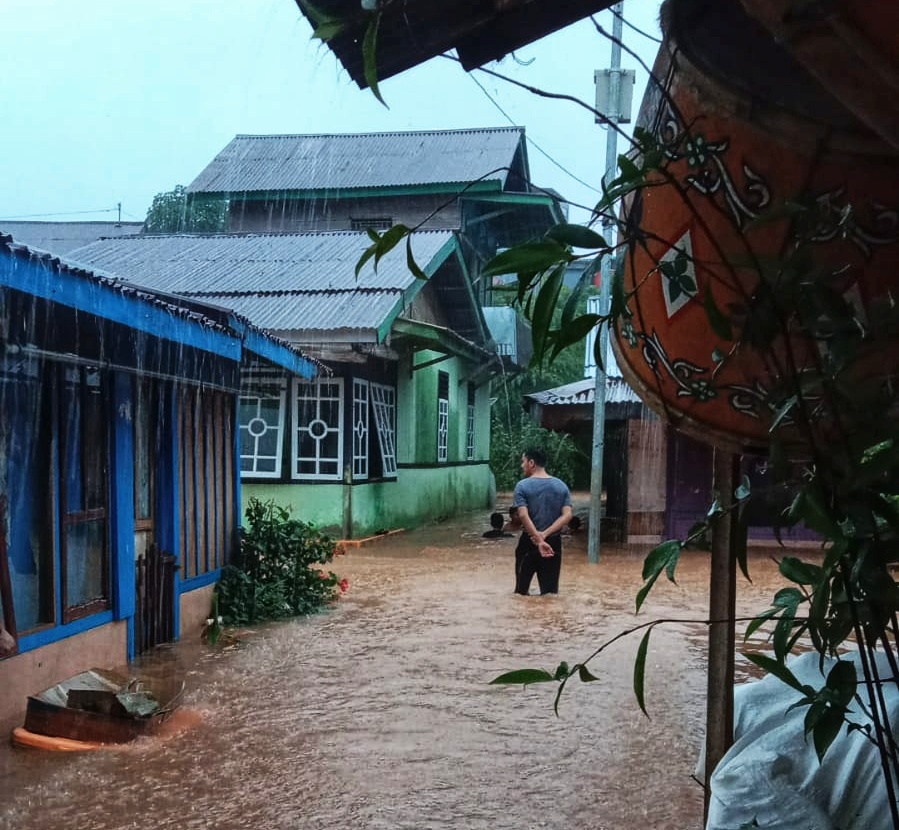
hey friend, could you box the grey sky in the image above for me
[2,0,661,227]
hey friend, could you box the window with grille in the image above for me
[293,377,344,480]
[352,379,369,480]
[466,383,476,461]
[371,382,397,478]
[350,217,393,232]
[437,371,449,464]
[239,368,287,478]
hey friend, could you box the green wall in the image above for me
[243,461,493,538]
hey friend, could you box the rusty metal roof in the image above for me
[69,230,457,339]
[186,128,525,194]
[295,0,618,89]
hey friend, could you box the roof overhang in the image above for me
[297,0,619,89]
[391,317,502,382]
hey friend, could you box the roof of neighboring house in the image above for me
[68,230,463,342]
[0,233,321,378]
[295,0,618,89]
[523,376,641,407]
[185,128,527,195]
[0,221,145,256]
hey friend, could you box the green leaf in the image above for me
[636,540,680,612]
[744,652,807,693]
[779,556,824,586]
[577,663,600,682]
[405,234,427,280]
[633,627,652,716]
[355,244,377,280]
[553,661,571,681]
[531,264,566,363]
[312,19,346,41]
[735,475,751,502]
[808,703,844,762]
[362,14,387,107]
[483,240,570,278]
[545,223,609,250]
[550,314,602,362]
[374,223,410,269]
[490,668,556,686]
[744,607,778,641]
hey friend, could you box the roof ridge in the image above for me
[232,126,524,140]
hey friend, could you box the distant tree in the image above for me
[143,184,228,234]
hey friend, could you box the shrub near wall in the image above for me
[216,498,347,625]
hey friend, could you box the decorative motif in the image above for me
[654,91,772,229]
[631,329,789,424]
[659,231,698,318]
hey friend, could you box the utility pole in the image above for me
[587,2,633,564]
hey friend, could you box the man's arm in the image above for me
[516,505,542,545]
[540,504,573,539]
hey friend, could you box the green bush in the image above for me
[216,497,347,625]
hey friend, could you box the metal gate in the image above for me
[135,543,176,655]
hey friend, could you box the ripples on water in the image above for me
[0,510,804,830]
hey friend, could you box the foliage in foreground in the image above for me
[216,497,347,626]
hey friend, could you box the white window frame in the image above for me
[370,382,397,478]
[239,370,287,479]
[352,378,369,481]
[437,398,449,464]
[292,377,344,481]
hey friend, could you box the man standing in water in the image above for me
[512,447,572,595]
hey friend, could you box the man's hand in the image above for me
[538,540,555,558]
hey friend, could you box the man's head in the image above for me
[521,446,547,477]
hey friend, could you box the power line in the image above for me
[610,7,662,44]
[467,72,601,196]
[0,207,121,221]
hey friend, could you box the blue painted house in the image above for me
[0,233,319,729]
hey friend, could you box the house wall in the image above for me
[240,349,494,537]
[243,461,492,539]
[0,620,127,734]
[228,194,462,234]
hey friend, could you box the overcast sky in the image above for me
[2,1,662,227]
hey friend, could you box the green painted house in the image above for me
[72,127,564,538]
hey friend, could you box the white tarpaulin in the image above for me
[707,650,899,830]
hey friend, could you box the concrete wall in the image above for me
[0,621,127,735]
[243,461,493,539]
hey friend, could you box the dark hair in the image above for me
[523,447,547,468]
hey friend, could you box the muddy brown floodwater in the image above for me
[0,499,803,830]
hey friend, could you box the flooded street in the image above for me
[0,501,800,830]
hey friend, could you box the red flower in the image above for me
[339,578,349,593]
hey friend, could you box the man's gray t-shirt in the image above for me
[512,476,572,534]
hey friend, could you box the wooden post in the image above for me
[704,449,743,821]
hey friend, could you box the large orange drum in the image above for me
[739,0,899,150]
[613,0,899,452]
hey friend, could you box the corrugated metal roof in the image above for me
[69,230,456,336]
[524,377,642,407]
[185,128,523,194]
[0,221,145,256]
[192,291,404,334]
[1,233,229,335]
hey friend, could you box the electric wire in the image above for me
[467,71,601,196]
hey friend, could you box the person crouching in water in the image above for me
[512,447,572,595]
